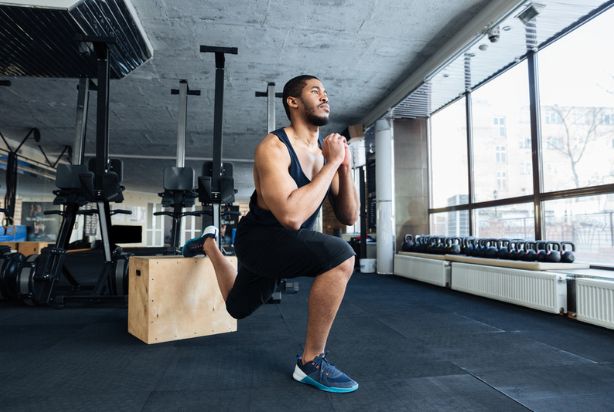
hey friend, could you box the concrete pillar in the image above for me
[375,118,395,274]
[394,118,429,250]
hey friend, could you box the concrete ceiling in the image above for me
[0,0,491,201]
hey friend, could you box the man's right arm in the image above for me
[256,135,344,231]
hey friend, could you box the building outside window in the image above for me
[427,4,614,264]
[430,98,469,208]
[472,61,532,202]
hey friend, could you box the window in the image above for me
[521,162,532,176]
[181,205,202,245]
[430,211,469,237]
[496,171,507,192]
[493,116,507,137]
[519,137,531,150]
[495,146,507,163]
[430,98,469,208]
[472,61,533,202]
[539,8,614,191]
[474,203,534,240]
[146,203,164,246]
[544,195,614,265]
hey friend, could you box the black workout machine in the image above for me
[153,80,204,250]
[0,1,153,305]
[198,46,238,242]
[24,40,132,306]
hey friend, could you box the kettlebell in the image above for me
[523,241,538,261]
[429,237,442,254]
[464,237,475,256]
[509,240,524,260]
[484,239,499,259]
[536,241,548,262]
[560,241,576,263]
[402,234,414,252]
[449,237,462,255]
[497,239,511,259]
[545,242,561,263]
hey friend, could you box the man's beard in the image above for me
[306,112,329,126]
[304,101,329,126]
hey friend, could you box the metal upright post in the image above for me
[93,42,110,192]
[359,166,367,259]
[528,49,544,240]
[267,82,276,133]
[256,82,283,133]
[73,78,90,165]
[93,41,112,263]
[465,92,474,235]
[200,46,238,243]
[176,80,188,168]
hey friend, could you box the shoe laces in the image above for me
[311,353,337,380]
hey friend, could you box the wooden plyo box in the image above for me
[18,242,49,256]
[0,242,17,251]
[128,255,237,344]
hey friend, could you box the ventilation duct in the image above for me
[0,0,152,78]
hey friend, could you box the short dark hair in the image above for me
[282,75,319,120]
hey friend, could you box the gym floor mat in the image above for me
[2,273,614,411]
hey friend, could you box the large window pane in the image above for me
[544,195,614,265]
[430,210,469,237]
[539,7,614,191]
[430,98,468,208]
[472,61,533,202]
[474,203,534,240]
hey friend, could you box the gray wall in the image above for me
[393,118,429,250]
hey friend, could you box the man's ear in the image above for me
[287,96,299,110]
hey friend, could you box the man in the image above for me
[182,75,359,393]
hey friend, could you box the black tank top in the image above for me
[243,128,323,230]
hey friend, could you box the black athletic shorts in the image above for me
[225,222,355,319]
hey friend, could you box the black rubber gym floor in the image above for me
[2,273,614,412]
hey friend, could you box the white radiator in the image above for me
[451,262,567,314]
[393,254,450,287]
[575,278,614,330]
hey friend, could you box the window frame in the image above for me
[427,2,614,247]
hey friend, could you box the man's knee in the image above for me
[336,256,355,281]
[226,302,250,320]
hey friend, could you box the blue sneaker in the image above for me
[292,353,359,393]
[181,226,218,257]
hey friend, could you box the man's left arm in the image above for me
[329,143,359,225]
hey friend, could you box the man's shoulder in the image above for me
[257,131,285,151]
[255,132,290,162]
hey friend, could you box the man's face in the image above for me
[299,79,329,126]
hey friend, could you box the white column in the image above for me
[375,118,395,274]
